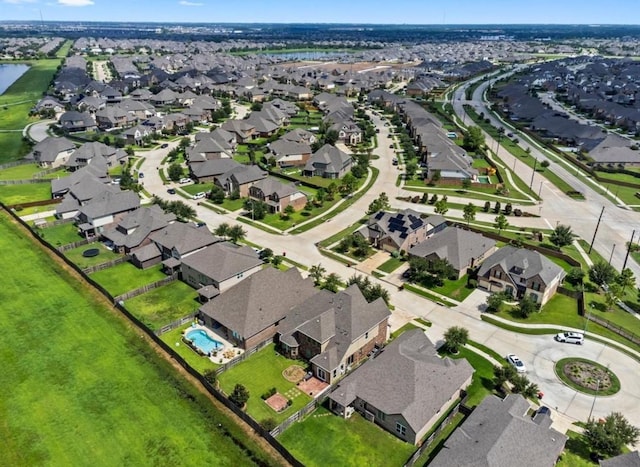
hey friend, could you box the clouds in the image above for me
[3,0,38,4]
[57,0,94,6]
[179,0,203,5]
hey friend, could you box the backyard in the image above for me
[217,343,313,425]
[89,262,167,297]
[36,222,82,246]
[124,280,200,331]
[0,211,278,466]
[63,242,122,269]
[278,405,415,467]
[0,182,53,205]
[158,323,220,374]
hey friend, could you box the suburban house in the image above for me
[408,226,497,279]
[101,205,176,254]
[198,267,318,350]
[214,165,267,197]
[180,242,263,300]
[269,139,313,168]
[189,158,241,184]
[58,110,97,133]
[303,144,353,179]
[187,137,234,162]
[328,329,473,445]
[430,394,567,466]
[222,120,256,143]
[282,128,316,146]
[329,121,363,146]
[65,141,128,171]
[51,157,110,199]
[131,222,220,270]
[248,177,308,213]
[75,190,141,237]
[599,451,640,467]
[277,284,391,384]
[26,136,77,168]
[477,246,566,305]
[357,209,447,253]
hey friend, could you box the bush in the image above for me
[261,387,277,400]
[261,418,278,431]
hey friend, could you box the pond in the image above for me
[0,64,29,95]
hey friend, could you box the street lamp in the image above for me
[588,378,601,421]
[608,244,616,265]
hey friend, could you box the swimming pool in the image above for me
[477,176,491,184]
[186,329,223,354]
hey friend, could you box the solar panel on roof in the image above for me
[374,211,384,220]
[400,233,408,239]
[396,214,404,220]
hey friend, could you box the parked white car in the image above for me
[507,354,526,373]
[555,332,584,345]
[179,178,192,184]
[192,192,206,200]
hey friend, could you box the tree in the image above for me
[214,222,231,238]
[504,202,513,216]
[229,384,250,408]
[461,178,472,191]
[463,126,485,152]
[323,273,342,293]
[260,248,273,263]
[167,162,183,182]
[367,192,391,214]
[227,225,246,244]
[550,224,575,248]
[584,412,640,458]
[493,364,517,390]
[434,198,448,216]
[604,283,622,312]
[340,172,357,195]
[271,255,283,267]
[483,201,491,213]
[281,204,295,220]
[616,268,636,293]
[510,374,530,394]
[443,326,469,353]
[243,199,267,220]
[209,185,225,204]
[517,295,540,318]
[540,160,550,171]
[463,203,477,225]
[203,369,217,387]
[494,214,509,234]
[405,160,418,179]
[309,264,326,286]
[324,129,339,146]
[486,291,509,313]
[493,201,501,214]
[179,137,191,149]
[589,261,617,287]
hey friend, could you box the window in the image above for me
[377,410,386,421]
[317,368,326,382]
[365,331,369,339]
[396,422,407,436]
[494,270,502,279]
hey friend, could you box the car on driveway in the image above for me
[179,178,192,184]
[555,331,584,344]
[161,143,169,149]
[507,354,526,373]
[167,188,176,195]
[192,192,206,200]
[138,172,144,179]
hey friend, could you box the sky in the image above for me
[2,0,640,25]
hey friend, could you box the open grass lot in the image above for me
[0,212,278,466]
[217,343,312,424]
[159,323,220,374]
[0,182,52,205]
[0,59,61,163]
[0,163,65,180]
[125,280,200,331]
[36,222,81,246]
[279,405,415,467]
[89,262,167,297]
[63,242,121,269]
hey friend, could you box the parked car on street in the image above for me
[167,188,176,195]
[161,143,169,148]
[192,192,206,200]
[555,332,584,345]
[138,172,144,178]
[507,354,526,373]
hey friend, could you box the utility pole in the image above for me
[589,206,605,255]
[529,158,537,190]
[608,244,616,265]
[623,230,635,270]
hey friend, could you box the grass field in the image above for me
[279,405,415,467]
[0,59,62,164]
[124,280,200,331]
[0,163,65,180]
[217,343,312,424]
[0,211,278,466]
[36,222,81,246]
[0,182,52,205]
[89,262,167,297]
[63,242,122,269]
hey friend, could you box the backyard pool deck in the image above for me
[181,324,244,364]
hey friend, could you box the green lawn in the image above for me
[36,222,81,247]
[0,163,52,180]
[0,182,52,205]
[217,343,312,424]
[89,262,167,297]
[124,280,200,331]
[182,182,213,196]
[158,323,220,374]
[557,431,597,467]
[377,257,405,273]
[278,405,415,467]
[0,211,277,466]
[430,275,475,302]
[63,242,122,269]
[448,347,496,407]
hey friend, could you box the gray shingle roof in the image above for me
[150,222,219,257]
[328,329,473,433]
[180,242,262,283]
[102,205,175,249]
[199,267,317,339]
[409,226,496,272]
[477,246,566,287]
[190,158,241,179]
[430,394,567,467]
[78,190,140,219]
[304,144,352,174]
[600,451,640,467]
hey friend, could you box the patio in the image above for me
[183,324,244,364]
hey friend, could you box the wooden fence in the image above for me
[56,237,97,252]
[0,178,51,186]
[1,204,305,467]
[155,313,199,336]
[34,217,74,229]
[214,338,274,375]
[0,160,32,170]
[82,256,129,274]
[587,314,640,346]
[114,274,178,303]
[269,385,333,437]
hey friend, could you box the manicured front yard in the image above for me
[89,262,167,297]
[557,430,596,467]
[0,211,276,466]
[124,280,200,331]
[377,257,405,273]
[181,182,213,196]
[279,405,415,467]
[36,222,82,246]
[217,343,312,424]
[449,347,496,407]
[63,242,121,269]
[430,275,475,302]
